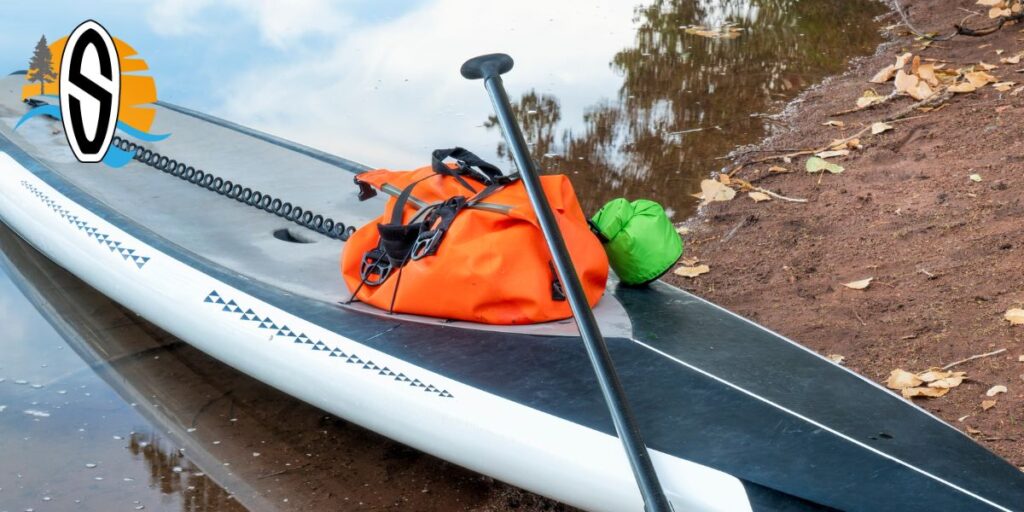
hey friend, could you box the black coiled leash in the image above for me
[111,135,357,241]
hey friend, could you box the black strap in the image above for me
[432,147,507,190]
[359,148,513,292]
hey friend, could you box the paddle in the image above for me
[460,53,673,512]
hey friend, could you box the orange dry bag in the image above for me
[341,148,608,325]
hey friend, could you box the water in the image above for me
[489,0,887,216]
[0,1,885,510]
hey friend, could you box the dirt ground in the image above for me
[666,0,1024,467]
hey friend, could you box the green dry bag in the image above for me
[590,198,683,285]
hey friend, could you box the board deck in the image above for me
[1,73,1022,511]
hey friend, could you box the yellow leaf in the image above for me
[748,191,771,203]
[994,81,1015,91]
[950,82,978,93]
[1005,308,1024,325]
[894,52,913,69]
[843,277,873,290]
[673,264,710,278]
[970,173,983,182]
[990,6,1012,18]
[982,399,997,410]
[986,385,1008,396]
[827,354,846,365]
[856,89,885,108]
[699,179,736,203]
[909,80,934,101]
[871,122,894,135]
[966,70,997,88]
[718,173,732,185]
[815,149,850,159]
[887,369,924,390]
[895,69,919,95]
[870,65,898,84]
[925,371,967,389]
[917,63,939,86]
[903,386,950,398]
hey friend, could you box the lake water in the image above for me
[0,1,884,510]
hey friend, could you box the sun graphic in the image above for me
[22,36,158,134]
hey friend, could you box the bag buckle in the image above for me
[410,229,443,260]
[359,248,393,286]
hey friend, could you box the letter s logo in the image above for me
[59,20,120,163]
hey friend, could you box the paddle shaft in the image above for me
[477,69,673,512]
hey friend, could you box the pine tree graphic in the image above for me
[26,35,56,96]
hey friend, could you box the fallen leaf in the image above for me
[966,426,983,435]
[856,89,885,108]
[768,165,789,173]
[718,173,732,185]
[926,372,967,389]
[699,179,736,203]
[673,264,710,278]
[806,156,845,173]
[684,25,743,39]
[978,61,999,71]
[903,386,950,398]
[887,369,924,390]
[895,69,920,95]
[986,385,1008,396]
[676,226,690,235]
[917,63,939,86]
[976,0,1005,6]
[982,399,997,410]
[870,65,898,84]
[815,149,851,159]
[912,55,921,75]
[1005,308,1024,325]
[823,120,845,127]
[681,256,699,266]
[990,6,1012,18]
[950,82,978,93]
[1018,355,1024,362]
[894,52,914,69]
[910,80,935,100]
[966,70,997,87]
[827,354,846,365]
[993,81,1016,91]
[871,122,894,135]
[970,173,983,182]
[748,191,771,202]
[843,277,874,290]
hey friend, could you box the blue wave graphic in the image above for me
[13,104,61,130]
[13,104,171,167]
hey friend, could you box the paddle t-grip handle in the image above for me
[460,53,514,80]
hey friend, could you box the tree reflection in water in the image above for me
[129,432,244,512]
[487,0,884,217]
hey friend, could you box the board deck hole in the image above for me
[273,228,317,244]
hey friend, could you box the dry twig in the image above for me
[941,348,1007,370]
